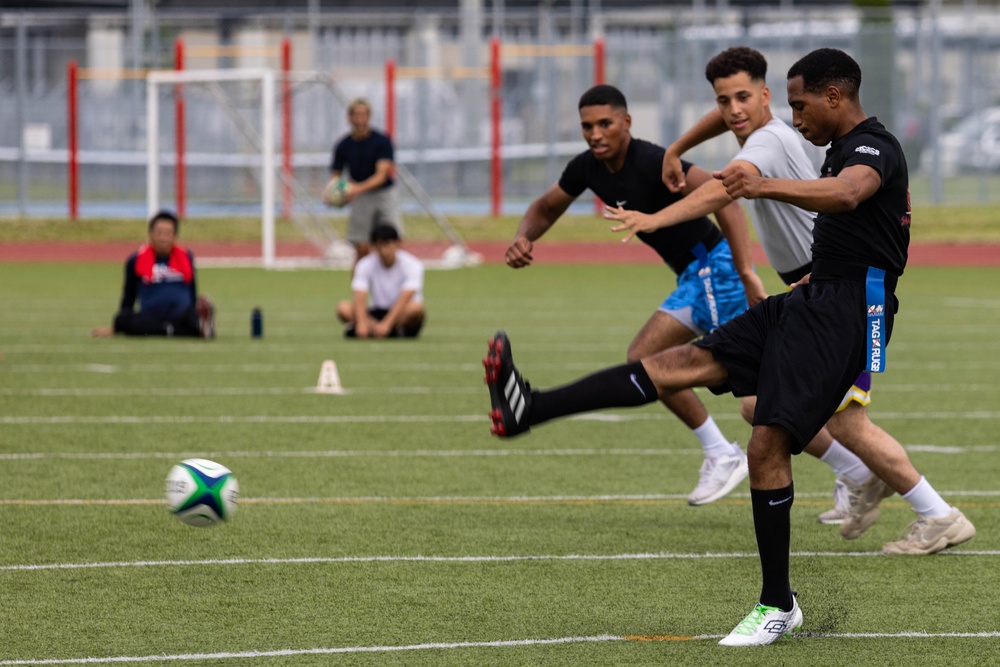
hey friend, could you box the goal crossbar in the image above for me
[146,68,278,267]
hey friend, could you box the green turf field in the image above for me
[1,261,998,665]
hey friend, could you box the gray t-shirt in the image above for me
[733,118,816,277]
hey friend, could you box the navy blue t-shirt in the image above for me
[558,137,724,274]
[812,117,910,276]
[330,130,395,188]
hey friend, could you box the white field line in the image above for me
[6,360,1000,374]
[3,362,481,373]
[0,386,478,397]
[1,361,621,373]
[0,415,484,425]
[2,383,999,397]
[1,447,705,460]
[4,490,998,509]
[3,631,1000,666]
[4,549,1000,573]
[0,341,632,354]
[1,445,998,462]
[3,411,1000,426]
[5,489,999,509]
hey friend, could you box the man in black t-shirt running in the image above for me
[485,49,974,646]
[502,84,767,507]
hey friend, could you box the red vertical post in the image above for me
[490,37,502,218]
[174,38,186,218]
[67,59,79,220]
[385,59,396,140]
[593,36,606,216]
[593,36,605,85]
[282,37,293,220]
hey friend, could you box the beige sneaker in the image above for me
[883,507,976,555]
[818,477,849,525]
[840,474,895,540]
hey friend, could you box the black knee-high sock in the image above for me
[528,361,658,426]
[750,484,794,611]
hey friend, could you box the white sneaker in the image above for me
[840,474,895,540]
[687,447,748,506]
[817,477,850,525]
[883,507,976,555]
[719,595,803,646]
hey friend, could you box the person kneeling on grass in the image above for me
[92,209,215,340]
[336,224,425,339]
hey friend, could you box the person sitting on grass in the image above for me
[336,224,425,339]
[92,210,215,340]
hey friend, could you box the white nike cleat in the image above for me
[687,448,748,506]
[719,595,803,647]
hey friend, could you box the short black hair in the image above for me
[705,46,767,84]
[578,84,628,111]
[787,48,862,98]
[148,209,179,234]
[370,224,400,244]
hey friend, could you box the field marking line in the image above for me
[0,387,477,397]
[6,360,1000,374]
[3,631,1000,665]
[4,549,998,572]
[0,382,1000,398]
[3,411,1000,425]
[2,382,998,397]
[2,444,998,461]
[0,447,710,460]
[4,492,999,509]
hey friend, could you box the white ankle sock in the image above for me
[819,439,871,485]
[693,416,736,458]
[902,476,952,519]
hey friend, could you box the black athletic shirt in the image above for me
[558,137,724,275]
[330,130,395,188]
[811,117,910,277]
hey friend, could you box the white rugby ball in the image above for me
[165,458,239,527]
[324,178,350,207]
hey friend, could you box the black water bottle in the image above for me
[251,307,263,338]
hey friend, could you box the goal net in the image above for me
[146,67,480,269]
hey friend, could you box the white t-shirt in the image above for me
[733,118,817,276]
[351,248,424,310]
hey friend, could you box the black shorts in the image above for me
[693,278,895,452]
[367,307,423,338]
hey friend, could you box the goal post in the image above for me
[146,68,278,267]
[145,66,481,270]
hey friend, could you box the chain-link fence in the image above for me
[2,3,1000,219]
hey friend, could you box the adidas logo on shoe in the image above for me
[483,331,531,438]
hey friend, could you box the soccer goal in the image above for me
[149,68,275,267]
[146,67,481,269]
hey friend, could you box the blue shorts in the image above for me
[661,239,748,335]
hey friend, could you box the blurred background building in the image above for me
[2,0,999,219]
